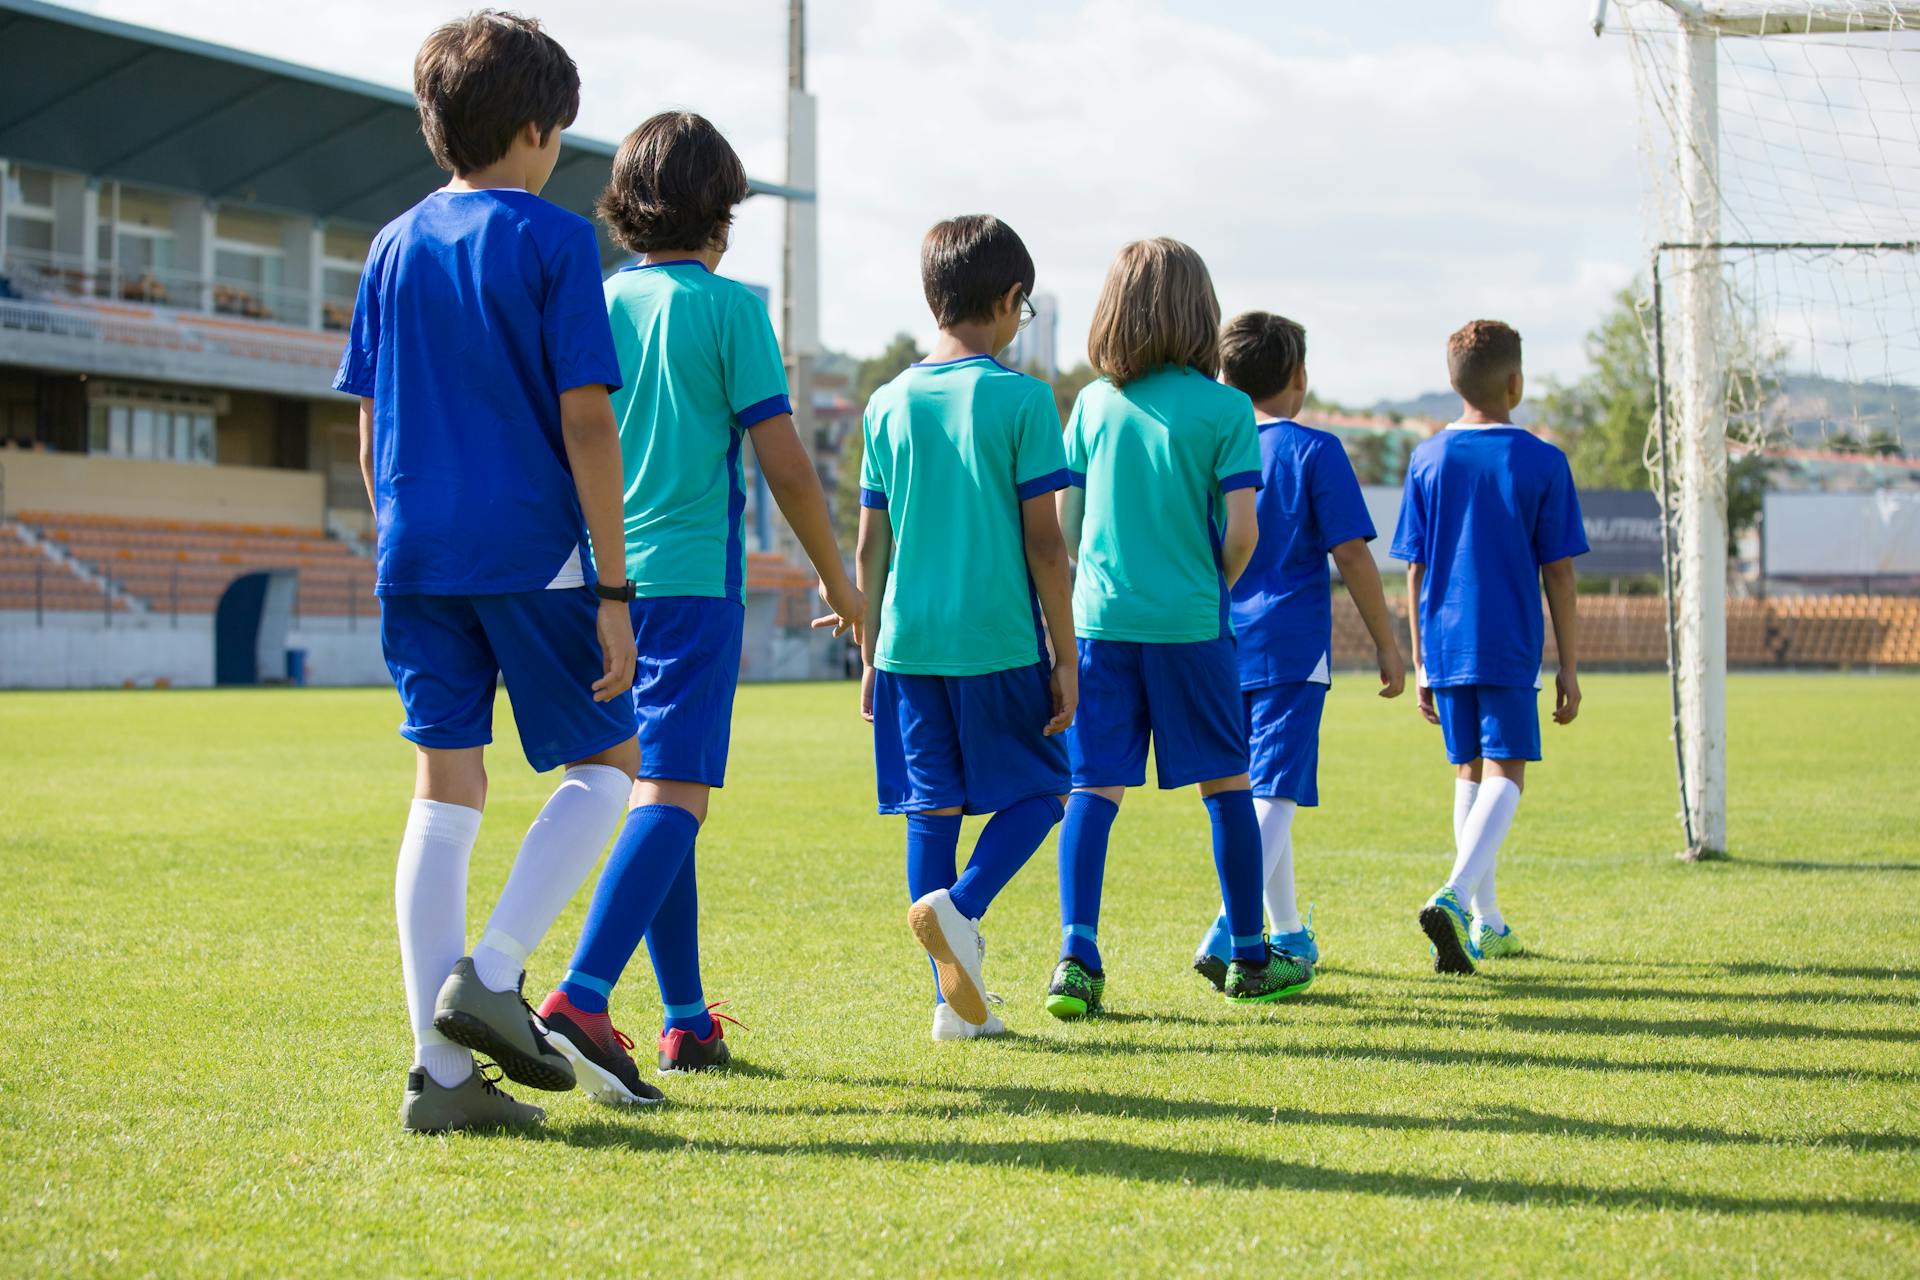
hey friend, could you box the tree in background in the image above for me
[1049,362,1098,425]
[834,333,926,546]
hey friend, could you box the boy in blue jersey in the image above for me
[1191,313,1405,990]
[858,215,1076,1042]
[337,13,640,1133]
[1391,320,1587,974]
[537,113,861,1099]
[1051,238,1313,1016]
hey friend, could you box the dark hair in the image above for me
[413,11,580,175]
[1219,311,1307,402]
[920,215,1036,329]
[1448,319,1524,408]
[598,112,749,255]
[1086,238,1220,384]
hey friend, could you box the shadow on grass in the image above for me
[1353,1009,1920,1045]
[1730,859,1920,874]
[537,1123,1919,1221]
[629,1073,1920,1156]
[1337,970,1912,1009]
[1543,956,1920,984]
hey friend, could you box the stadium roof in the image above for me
[0,0,809,233]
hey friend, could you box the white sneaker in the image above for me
[906,888,990,1025]
[931,1001,1007,1041]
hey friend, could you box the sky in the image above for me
[74,0,1648,403]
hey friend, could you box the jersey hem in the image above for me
[1073,624,1227,645]
[873,653,1048,677]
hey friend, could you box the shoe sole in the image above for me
[433,1009,577,1092]
[1192,956,1228,993]
[544,1026,664,1107]
[1418,907,1477,976]
[907,900,990,1026]
[1045,993,1090,1020]
[1226,971,1315,1004]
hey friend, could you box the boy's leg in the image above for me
[1060,640,1149,975]
[554,778,707,1017]
[645,837,710,1038]
[1198,776,1264,963]
[398,746,486,1089]
[1256,797,1300,935]
[1058,788,1123,970]
[953,794,1067,919]
[947,663,1072,922]
[1446,760,1522,915]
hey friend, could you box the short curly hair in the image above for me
[1448,319,1523,408]
[413,10,579,175]
[598,112,749,255]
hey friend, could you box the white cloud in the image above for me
[77,0,1648,399]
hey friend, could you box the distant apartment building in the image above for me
[1003,291,1058,377]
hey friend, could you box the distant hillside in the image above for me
[1771,374,1920,448]
[1366,390,1536,426]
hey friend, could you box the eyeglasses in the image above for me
[1018,293,1038,332]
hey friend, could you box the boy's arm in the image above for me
[855,504,893,721]
[1022,493,1078,736]
[750,414,864,640]
[1056,485,1084,565]
[1542,556,1582,724]
[1407,561,1438,724]
[357,398,376,524]
[1330,539,1404,698]
[559,384,637,702]
[1219,487,1259,587]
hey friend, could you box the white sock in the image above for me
[1453,779,1480,849]
[395,798,481,1088]
[471,764,630,993]
[1445,777,1521,910]
[1254,797,1300,935]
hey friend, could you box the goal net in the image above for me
[1606,1,1920,856]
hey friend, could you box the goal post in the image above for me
[1606,1,1920,860]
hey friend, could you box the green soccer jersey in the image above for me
[1065,366,1262,643]
[603,260,792,600]
[860,355,1071,675]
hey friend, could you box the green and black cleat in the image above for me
[1045,958,1106,1020]
[1192,952,1229,993]
[1223,945,1315,1003]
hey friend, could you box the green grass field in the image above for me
[3,674,1916,1276]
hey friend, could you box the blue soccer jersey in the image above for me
[1389,424,1589,688]
[1231,418,1377,689]
[334,189,622,596]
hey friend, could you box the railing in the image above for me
[0,248,333,330]
[1,562,372,629]
[0,296,346,371]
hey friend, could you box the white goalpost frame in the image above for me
[1615,0,1920,860]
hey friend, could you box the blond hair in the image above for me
[1086,238,1221,384]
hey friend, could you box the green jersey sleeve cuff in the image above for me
[736,394,793,428]
[860,487,889,510]
[1066,469,1087,488]
[1016,468,1071,501]
[1219,470,1263,493]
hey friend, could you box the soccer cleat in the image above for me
[1271,905,1319,965]
[1192,952,1229,993]
[1224,945,1315,1003]
[432,957,576,1091]
[932,998,1007,1041]
[537,991,665,1106]
[906,888,991,1026]
[1045,958,1105,1020]
[1472,920,1525,960]
[658,1002,742,1073]
[398,1064,544,1133]
[1418,888,1477,975]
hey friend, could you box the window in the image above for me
[87,384,217,465]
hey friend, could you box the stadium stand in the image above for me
[0,519,119,613]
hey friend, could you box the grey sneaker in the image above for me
[431,957,576,1092]
[398,1065,544,1133]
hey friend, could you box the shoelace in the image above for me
[475,1063,508,1097]
[705,999,747,1033]
[612,1026,635,1053]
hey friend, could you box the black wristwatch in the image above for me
[593,579,636,603]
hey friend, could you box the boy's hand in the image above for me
[1416,679,1439,725]
[1044,660,1078,736]
[592,598,636,701]
[860,663,876,723]
[1554,667,1582,724]
[1376,645,1406,699]
[810,574,865,644]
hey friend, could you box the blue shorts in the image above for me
[380,588,638,773]
[631,596,744,788]
[1067,636,1248,790]
[1434,683,1541,764]
[873,661,1071,815]
[1245,681,1328,806]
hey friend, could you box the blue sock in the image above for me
[1205,789,1266,963]
[906,812,962,1003]
[556,804,700,1015]
[1057,792,1118,971]
[949,795,1063,919]
[1198,911,1232,964]
[645,846,712,1038]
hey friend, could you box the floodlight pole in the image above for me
[782,0,819,483]
[1669,13,1729,859]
